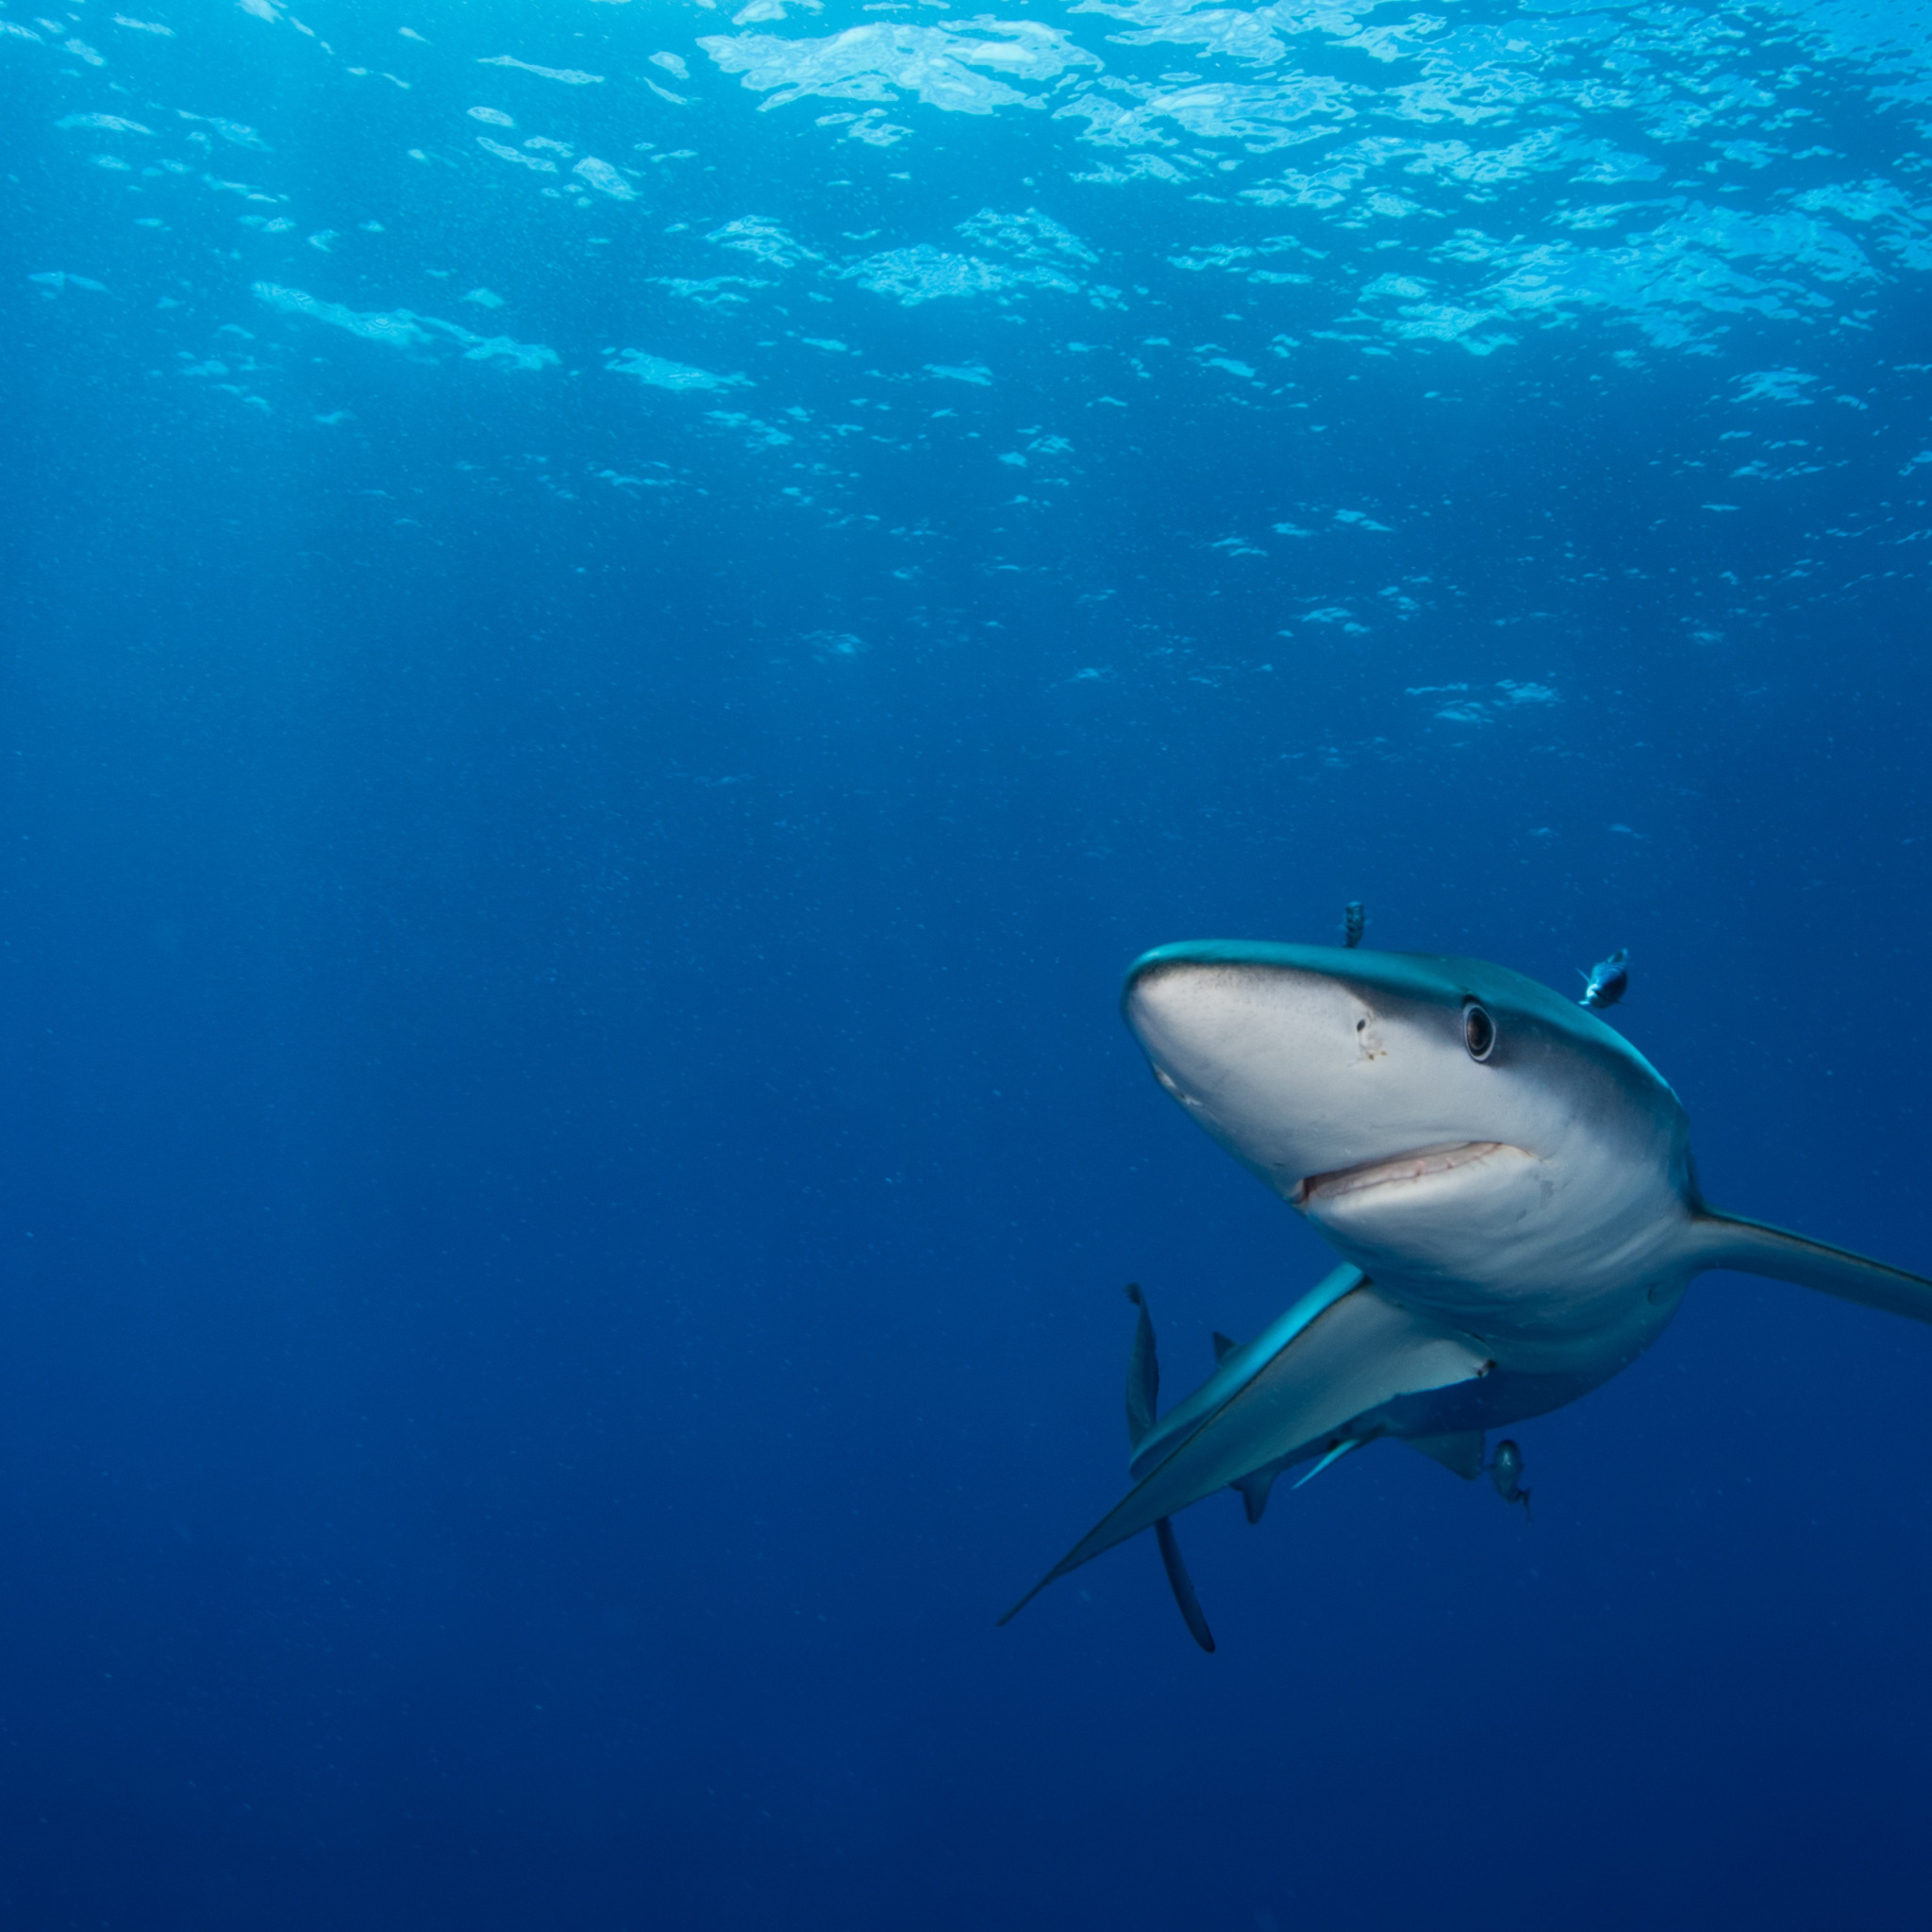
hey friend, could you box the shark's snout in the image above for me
[1122,945,1394,1189]
[1119,941,1567,1206]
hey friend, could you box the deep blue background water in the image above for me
[5,0,1932,1924]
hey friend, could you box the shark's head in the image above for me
[1123,941,1693,1322]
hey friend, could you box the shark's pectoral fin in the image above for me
[1406,1430,1487,1480]
[1154,1518,1215,1652]
[1690,1210,1932,1324]
[1000,1274,1491,1629]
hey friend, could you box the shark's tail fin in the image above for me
[1124,1282,1158,1448]
[1122,1285,1215,1650]
[1154,1518,1215,1652]
[1690,1210,1932,1324]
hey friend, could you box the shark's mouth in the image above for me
[1292,1141,1511,1209]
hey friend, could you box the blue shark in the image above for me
[1002,941,1932,1646]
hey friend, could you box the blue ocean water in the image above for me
[5,0,1932,1924]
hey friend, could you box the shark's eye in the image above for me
[1463,1003,1497,1062]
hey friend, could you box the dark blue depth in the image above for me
[3,1,1931,1925]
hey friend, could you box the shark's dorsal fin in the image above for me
[1124,1282,1158,1449]
[1689,1211,1932,1324]
[1211,1331,1239,1364]
[1406,1430,1487,1480]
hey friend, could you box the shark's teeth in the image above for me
[1295,1141,1507,1208]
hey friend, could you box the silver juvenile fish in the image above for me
[1488,1439,1531,1514]
[1579,947,1629,1010]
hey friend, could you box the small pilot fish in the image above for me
[1489,1439,1531,1515]
[1579,947,1629,1010]
[1342,901,1365,949]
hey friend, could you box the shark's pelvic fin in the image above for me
[1211,1332,1240,1364]
[1406,1430,1487,1480]
[999,1274,1491,1628]
[1291,1436,1362,1490]
[1690,1211,1932,1324]
[1231,1463,1282,1524]
[1154,1518,1215,1652]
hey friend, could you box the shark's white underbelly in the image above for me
[1294,1141,1693,1378]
